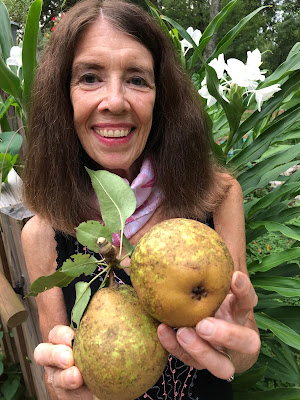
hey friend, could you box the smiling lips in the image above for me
[93,128,132,138]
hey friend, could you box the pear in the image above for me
[130,218,234,328]
[73,284,169,400]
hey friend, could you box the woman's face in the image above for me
[70,18,156,181]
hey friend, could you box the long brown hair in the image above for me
[22,0,229,234]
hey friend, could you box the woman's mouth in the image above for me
[93,127,134,138]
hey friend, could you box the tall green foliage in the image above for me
[146,0,300,395]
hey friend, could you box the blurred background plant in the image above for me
[0,0,299,397]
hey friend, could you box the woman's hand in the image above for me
[34,325,95,400]
[157,271,261,380]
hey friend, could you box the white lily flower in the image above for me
[246,49,262,69]
[209,54,227,79]
[6,46,22,76]
[253,84,282,111]
[226,56,265,89]
[180,26,202,55]
[199,80,229,108]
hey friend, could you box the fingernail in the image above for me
[234,272,245,289]
[63,332,74,345]
[196,319,215,336]
[66,368,76,385]
[60,350,72,367]
[157,325,170,339]
[177,328,195,344]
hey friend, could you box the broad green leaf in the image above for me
[231,70,300,147]
[71,282,91,329]
[0,152,16,183]
[76,220,112,253]
[86,169,136,234]
[26,270,74,297]
[256,293,294,310]
[122,234,135,256]
[0,56,22,101]
[61,253,99,277]
[0,0,14,60]
[144,0,171,37]
[1,375,20,400]
[0,111,10,132]
[230,105,300,170]
[247,221,300,242]
[248,248,300,273]
[22,0,43,111]
[252,276,300,297]
[0,131,23,158]
[0,359,3,376]
[263,307,300,334]
[207,6,267,66]
[247,183,300,218]
[232,366,267,391]
[262,51,300,88]
[257,353,300,385]
[233,388,300,400]
[255,312,300,350]
[0,96,15,120]
[272,130,300,144]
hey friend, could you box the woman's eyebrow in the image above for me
[71,62,103,76]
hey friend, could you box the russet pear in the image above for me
[130,218,234,328]
[73,285,168,400]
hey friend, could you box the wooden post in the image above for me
[0,272,28,328]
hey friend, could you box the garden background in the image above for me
[0,0,299,399]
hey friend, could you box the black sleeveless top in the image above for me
[55,219,233,400]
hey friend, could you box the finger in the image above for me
[196,317,261,354]
[48,325,75,347]
[34,343,74,369]
[176,327,235,380]
[230,271,258,325]
[46,366,84,390]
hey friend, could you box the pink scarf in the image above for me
[111,158,162,246]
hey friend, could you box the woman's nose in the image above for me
[97,81,130,114]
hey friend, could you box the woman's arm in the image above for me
[21,216,93,400]
[157,177,260,379]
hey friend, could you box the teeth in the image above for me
[94,128,131,137]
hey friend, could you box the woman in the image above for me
[21,0,260,399]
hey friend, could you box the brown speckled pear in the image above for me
[73,285,168,400]
[130,218,234,328]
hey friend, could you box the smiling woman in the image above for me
[21,0,260,399]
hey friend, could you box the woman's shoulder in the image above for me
[21,215,58,279]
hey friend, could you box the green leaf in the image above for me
[22,0,42,111]
[231,71,300,147]
[0,56,22,101]
[232,366,267,391]
[26,270,74,297]
[61,253,99,277]
[207,6,267,66]
[71,282,91,329]
[86,169,136,234]
[263,307,300,334]
[0,1,14,61]
[252,276,300,297]
[255,312,300,350]
[197,0,240,54]
[230,105,300,170]
[76,220,112,253]
[248,248,300,273]
[0,132,23,158]
[0,152,16,183]
[1,375,20,400]
[247,221,300,242]
[230,388,300,400]
[262,51,300,88]
[122,234,135,256]
[0,359,3,376]
[247,183,300,218]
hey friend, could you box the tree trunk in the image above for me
[204,0,221,60]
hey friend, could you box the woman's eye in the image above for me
[81,74,98,85]
[129,76,147,86]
